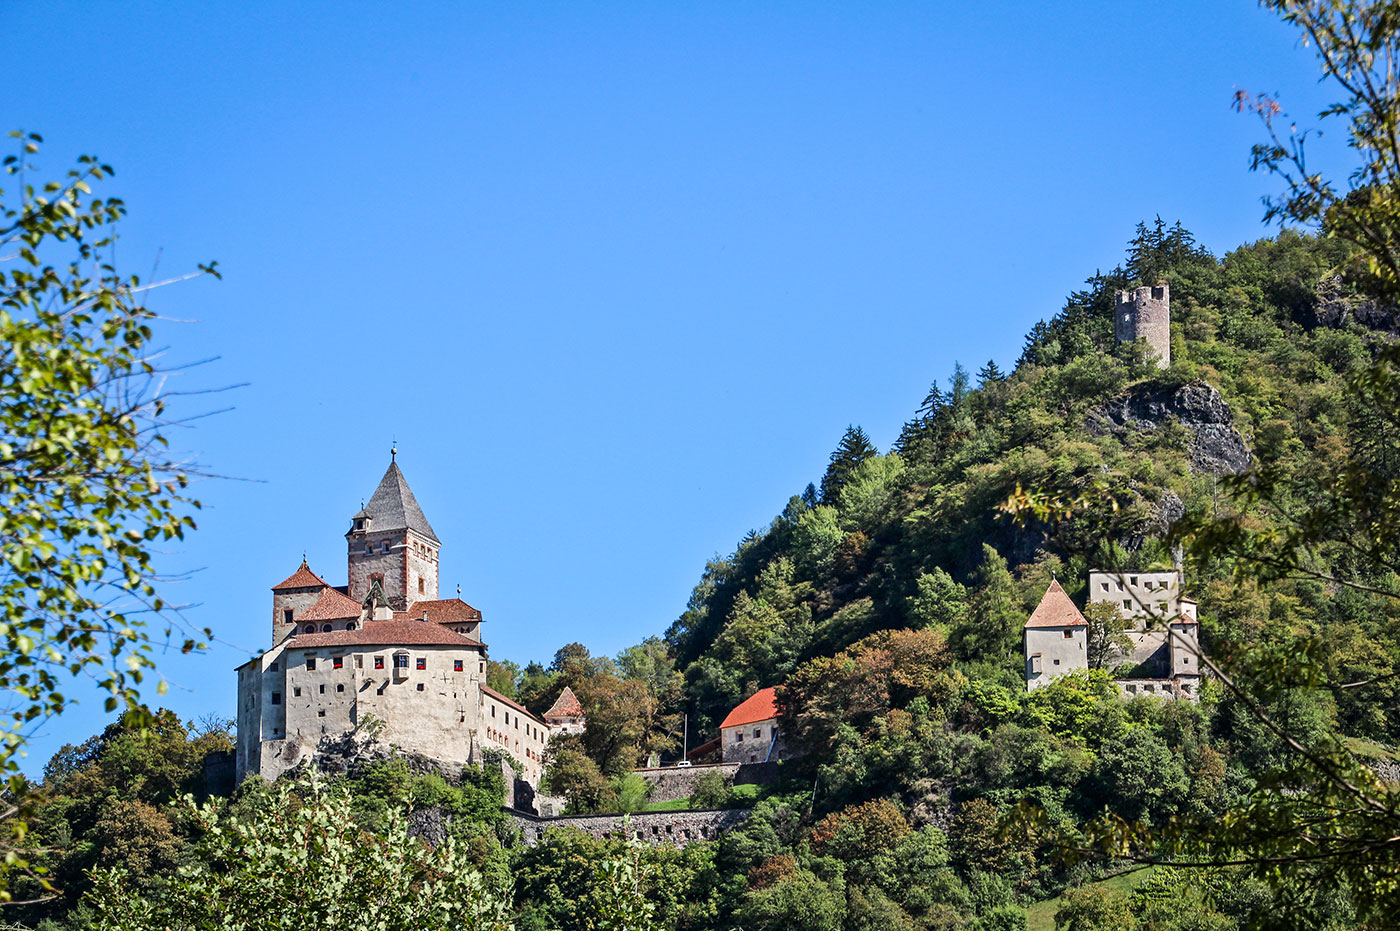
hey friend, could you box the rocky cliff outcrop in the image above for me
[1090,381,1251,475]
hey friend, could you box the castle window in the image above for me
[735,731,743,741]
[1053,658,1061,666]
[417,683,425,692]
[283,609,293,624]
[1063,630,1073,639]
[418,578,425,594]
[333,657,344,669]
[394,655,409,668]
[337,684,345,693]
[271,692,281,705]
[454,660,464,672]
[318,709,326,717]
[416,658,426,670]
[491,706,495,717]
[319,684,325,694]
[321,624,332,633]
[306,658,316,671]
[1130,576,1138,585]
[293,687,302,697]
[1100,582,1108,592]
[346,622,357,631]
[1123,600,1132,609]
[479,663,485,673]
[355,655,363,668]
[304,625,315,634]
[375,656,384,669]
[270,662,278,671]
[753,728,761,738]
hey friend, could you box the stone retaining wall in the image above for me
[509,807,750,847]
[633,763,739,802]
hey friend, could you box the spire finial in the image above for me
[456,583,461,597]
[391,438,397,462]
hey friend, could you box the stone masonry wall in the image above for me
[509,808,751,848]
[633,763,740,803]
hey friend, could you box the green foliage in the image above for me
[85,775,513,931]
[0,134,218,889]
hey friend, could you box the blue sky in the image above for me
[6,1,1346,772]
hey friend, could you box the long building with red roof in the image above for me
[236,456,566,787]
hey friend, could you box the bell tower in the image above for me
[346,451,440,611]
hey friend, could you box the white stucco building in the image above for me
[235,457,565,787]
[1024,574,1202,701]
[1023,580,1089,690]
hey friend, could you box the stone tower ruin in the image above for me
[1114,283,1170,369]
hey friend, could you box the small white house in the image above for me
[720,687,782,764]
[1024,580,1089,691]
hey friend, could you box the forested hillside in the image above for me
[17,223,1400,931]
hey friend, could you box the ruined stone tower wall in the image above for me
[1114,284,1170,369]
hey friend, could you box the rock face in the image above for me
[1090,381,1252,475]
[1314,275,1399,335]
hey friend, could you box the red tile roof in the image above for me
[544,686,584,718]
[721,686,779,729]
[272,559,327,591]
[288,617,484,648]
[481,685,546,726]
[393,598,482,626]
[295,588,364,622]
[1024,580,1088,628]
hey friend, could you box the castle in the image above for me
[235,457,580,786]
[1023,570,1201,700]
[1115,283,1170,368]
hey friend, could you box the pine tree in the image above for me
[976,359,1004,386]
[819,425,878,504]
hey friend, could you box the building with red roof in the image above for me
[719,686,784,764]
[1023,575,1202,701]
[236,455,562,789]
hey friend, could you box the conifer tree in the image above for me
[819,425,877,504]
[976,359,1004,386]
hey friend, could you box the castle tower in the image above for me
[1114,283,1170,369]
[346,457,440,611]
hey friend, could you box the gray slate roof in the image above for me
[360,461,439,543]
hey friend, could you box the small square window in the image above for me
[333,657,343,669]
[735,731,744,741]
[306,658,316,671]
[417,683,425,691]
[336,684,344,693]
[753,728,761,738]
[283,609,293,624]
[1130,576,1138,585]
[1063,630,1073,639]
[270,662,279,671]
[1123,599,1132,609]
[375,656,385,669]
[1053,659,1061,666]
[318,709,326,717]
[454,660,464,672]
[416,658,426,670]
[271,692,282,705]
[293,687,302,697]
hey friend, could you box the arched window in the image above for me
[304,625,314,634]
[345,621,357,631]
[321,624,332,633]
